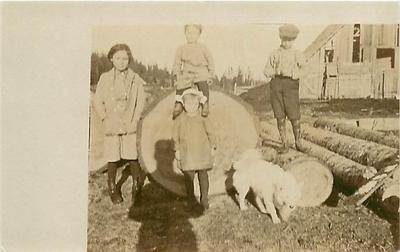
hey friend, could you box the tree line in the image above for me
[90,52,265,92]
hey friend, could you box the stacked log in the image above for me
[260,121,398,213]
[314,117,399,149]
[260,122,377,190]
[301,124,399,170]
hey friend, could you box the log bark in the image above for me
[261,121,398,213]
[260,122,377,191]
[314,117,399,149]
[301,124,399,170]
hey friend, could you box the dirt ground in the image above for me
[88,171,397,252]
[88,86,399,251]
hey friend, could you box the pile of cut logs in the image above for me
[259,117,399,213]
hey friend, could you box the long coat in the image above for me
[93,68,145,136]
[172,113,217,171]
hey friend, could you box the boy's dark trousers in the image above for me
[270,76,307,152]
[182,170,210,209]
[173,81,210,119]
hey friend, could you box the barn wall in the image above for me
[302,24,399,99]
[334,25,353,63]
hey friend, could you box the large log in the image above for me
[301,124,399,170]
[137,87,260,196]
[314,117,399,149]
[260,122,377,190]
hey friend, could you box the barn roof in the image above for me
[304,24,345,59]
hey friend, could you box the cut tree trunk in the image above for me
[301,124,399,170]
[137,87,260,196]
[260,122,377,191]
[314,117,399,149]
[258,145,333,207]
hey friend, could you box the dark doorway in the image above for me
[376,48,395,68]
[324,49,334,63]
[352,24,361,63]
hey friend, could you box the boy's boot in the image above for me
[201,102,209,117]
[108,162,123,204]
[172,102,184,120]
[277,118,289,154]
[198,171,210,210]
[291,120,309,152]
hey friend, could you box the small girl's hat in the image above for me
[176,88,207,104]
[279,24,299,40]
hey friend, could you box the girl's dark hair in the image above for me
[107,44,133,63]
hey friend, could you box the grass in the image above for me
[88,172,397,252]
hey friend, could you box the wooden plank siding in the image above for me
[301,24,399,99]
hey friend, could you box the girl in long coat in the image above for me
[93,44,146,204]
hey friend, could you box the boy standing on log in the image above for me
[264,24,307,153]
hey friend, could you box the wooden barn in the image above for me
[300,24,400,99]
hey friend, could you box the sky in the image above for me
[92,24,326,80]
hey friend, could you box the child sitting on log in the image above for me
[172,88,217,210]
[172,24,215,120]
[264,24,308,153]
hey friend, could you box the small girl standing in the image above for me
[172,24,215,119]
[172,88,217,210]
[93,44,146,204]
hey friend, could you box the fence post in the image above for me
[382,70,385,99]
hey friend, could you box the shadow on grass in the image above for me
[128,181,203,252]
[364,197,400,250]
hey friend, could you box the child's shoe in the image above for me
[184,196,199,211]
[295,139,310,152]
[201,102,209,117]
[292,120,310,152]
[200,197,209,210]
[277,119,289,154]
[108,182,123,204]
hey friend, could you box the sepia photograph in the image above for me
[88,23,399,251]
[1,2,399,252]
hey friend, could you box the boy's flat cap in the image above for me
[279,24,300,39]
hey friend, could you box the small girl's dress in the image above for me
[172,112,216,171]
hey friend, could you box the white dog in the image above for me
[232,149,302,224]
